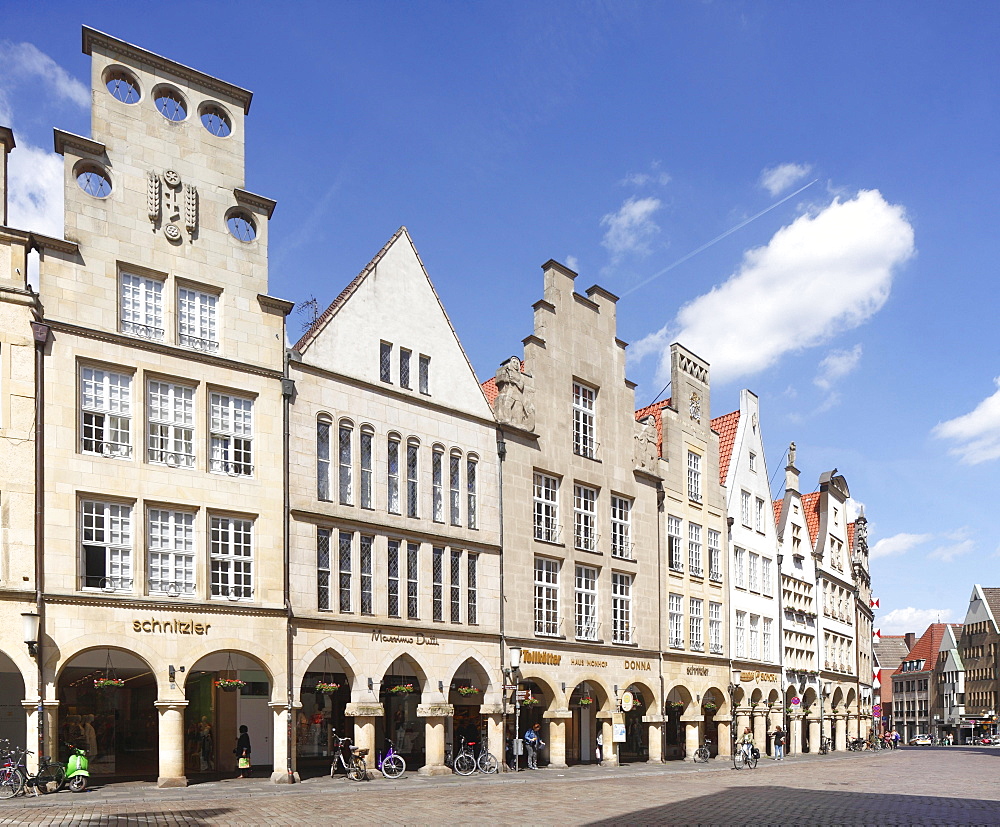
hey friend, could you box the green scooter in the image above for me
[64,743,89,792]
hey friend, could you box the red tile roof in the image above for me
[801,491,821,546]
[891,623,954,676]
[634,399,671,457]
[480,360,527,410]
[711,410,740,485]
[847,521,856,552]
[773,499,784,527]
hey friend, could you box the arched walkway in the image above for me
[378,655,426,768]
[664,684,695,760]
[298,649,354,765]
[0,650,26,746]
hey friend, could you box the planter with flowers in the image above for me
[577,696,594,707]
[701,702,718,713]
[215,678,247,692]
[315,682,341,694]
[94,678,125,689]
[521,697,540,707]
[456,686,481,697]
[389,683,415,695]
[667,701,686,713]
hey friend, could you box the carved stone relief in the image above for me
[493,356,535,432]
[147,168,197,241]
[634,415,659,472]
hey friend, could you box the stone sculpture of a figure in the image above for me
[494,356,535,432]
[788,441,796,466]
[634,415,659,471]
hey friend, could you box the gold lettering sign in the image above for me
[625,659,652,671]
[133,619,210,635]
[523,649,562,666]
[687,665,710,676]
[741,670,779,683]
[570,658,608,668]
[371,629,440,646]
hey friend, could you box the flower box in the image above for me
[701,703,717,712]
[520,697,540,707]
[667,702,686,712]
[315,682,341,694]
[577,697,594,706]
[215,678,247,691]
[94,678,125,689]
[457,686,481,696]
[389,683,415,695]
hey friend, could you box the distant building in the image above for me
[873,633,912,735]
[890,624,953,742]
[958,585,1000,739]
[933,624,965,742]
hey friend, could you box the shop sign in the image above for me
[524,649,562,666]
[624,659,652,671]
[132,619,211,635]
[741,670,778,683]
[621,691,634,712]
[570,658,607,668]
[686,666,709,676]
[370,629,440,646]
[612,723,626,743]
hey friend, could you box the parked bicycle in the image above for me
[377,738,406,779]
[453,736,498,775]
[329,734,367,781]
[693,738,712,763]
[0,743,67,797]
[847,736,865,752]
[819,735,832,755]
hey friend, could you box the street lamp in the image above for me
[21,612,40,657]
[728,668,742,759]
[820,681,831,752]
[507,646,522,771]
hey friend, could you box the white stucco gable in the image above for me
[295,227,495,421]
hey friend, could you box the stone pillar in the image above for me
[848,714,859,740]
[268,701,302,784]
[20,700,56,774]
[835,714,847,751]
[684,719,702,761]
[735,709,751,742]
[789,715,802,756]
[643,714,665,763]
[417,704,453,776]
[481,705,504,767]
[154,700,189,788]
[543,709,572,768]
[598,713,617,767]
[716,717,732,757]
[752,709,767,751]
[808,717,821,753]
[346,702,384,763]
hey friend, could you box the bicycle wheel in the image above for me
[732,751,745,770]
[454,753,476,776]
[693,747,709,763]
[749,752,758,769]
[381,753,405,778]
[478,752,498,774]
[348,756,366,781]
[35,762,65,793]
[0,767,23,799]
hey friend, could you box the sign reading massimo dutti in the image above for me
[371,629,440,646]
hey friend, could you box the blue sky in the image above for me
[3,2,999,636]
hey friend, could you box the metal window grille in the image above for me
[572,383,596,458]
[575,565,598,640]
[668,593,683,648]
[148,508,195,595]
[688,522,703,576]
[178,287,218,352]
[387,540,400,617]
[317,420,331,500]
[210,516,253,600]
[407,542,419,619]
[433,547,444,622]
[611,496,631,559]
[689,598,704,651]
[209,393,253,476]
[533,473,560,543]
[708,530,722,581]
[120,273,164,341]
[81,500,133,592]
[612,572,632,644]
[360,536,373,615]
[534,558,560,636]
[574,484,597,551]
[147,381,195,468]
[687,451,701,502]
[317,529,331,610]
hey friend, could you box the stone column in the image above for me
[346,702,384,764]
[268,701,302,784]
[684,718,702,760]
[848,714,859,740]
[20,700,57,774]
[835,714,847,751]
[543,709,572,768]
[154,700,189,788]
[808,716,821,753]
[480,705,504,767]
[789,715,802,756]
[752,709,767,751]
[715,716,732,757]
[417,704,453,776]
[735,708,751,742]
[598,712,617,767]
[643,714,665,763]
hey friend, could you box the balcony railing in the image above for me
[122,321,165,342]
[179,332,220,353]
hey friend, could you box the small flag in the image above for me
[870,598,880,609]
[873,629,881,640]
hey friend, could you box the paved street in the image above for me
[1,746,998,825]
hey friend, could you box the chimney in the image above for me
[0,126,15,227]
[905,632,916,651]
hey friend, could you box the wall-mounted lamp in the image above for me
[168,665,185,684]
[561,682,566,693]
[509,646,521,671]
[368,677,374,691]
[439,680,444,693]
[497,439,507,461]
[21,612,40,657]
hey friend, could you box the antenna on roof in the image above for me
[296,296,319,332]
[644,381,670,410]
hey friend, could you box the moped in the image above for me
[64,743,89,792]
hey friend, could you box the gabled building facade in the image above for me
[958,585,1000,739]
[933,624,965,743]
[890,623,952,742]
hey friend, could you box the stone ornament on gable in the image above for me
[147,168,198,242]
[689,391,701,422]
[634,415,658,472]
[494,356,535,432]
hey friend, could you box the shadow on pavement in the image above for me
[586,785,1000,826]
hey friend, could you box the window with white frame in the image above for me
[533,473,559,543]
[178,286,219,353]
[360,428,374,509]
[735,610,746,657]
[432,448,444,522]
[534,557,560,636]
[406,542,419,619]
[573,484,598,551]
[317,528,331,610]
[763,617,772,661]
[687,451,701,502]
[339,530,353,612]
[387,539,400,617]
[573,382,596,458]
[148,508,194,596]
[762,557,773,597]
[360,535,373,615]
[148,380,195,468]
[749,614,760,658]
[668,593,683,648]
[575,565,598,640]
[467,457,478,529]
[338,423,353,505]
[611,496,631,559]
[688,522,703,576]
[709,601,723,654]
[380,342,392,383]
[467,552,478,625]
[749,451,756,472]
[317,417,331,500]
[755,497,765,532]
[689,597,704,651]
[668,515,683,571]
[734,546,745,588]
[612,572,632,644]
[406,440,419,518]
[741,490,752,526]
[210,515,253,600]
[449,451,461,526]
[399,348,411,389]
[450,548,462,623]
[82,500,133,592]
[432,546,444,622]
[120,272,164,341]
[387,437,400,514]
[209,392,253,476]
[419,354,430,394]
[81,366,132,458]
[708,529,722,581]
[748,551,759,592]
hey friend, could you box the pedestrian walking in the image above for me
[235,724,252,778]
[524,723,544,769]
[892,730,900,750]
[773,725,785,760]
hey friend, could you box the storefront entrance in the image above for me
[378,657,424,768]
[619,684,649,763]
[298,651,351,765]
[567,682,599,765]
[0,651,26,746]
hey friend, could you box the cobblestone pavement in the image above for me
[1,746,999,825]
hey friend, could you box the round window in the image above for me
[200,103,232,138]
[76,163,112,198]
[227,210,257,242]
[104,68,140,104]
[154,86,187,121]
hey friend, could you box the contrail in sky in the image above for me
[621,179,819,298]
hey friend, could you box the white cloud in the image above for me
[927,538,974,563]
[933,377,1000,464]
[565,255,579,272]
[870,532,931,559]
[879,607,953,635]
[815,344,863,390]
[600,196,661,261]
[632,190,915,386]
[620,162,671,188]
[0,41,90,108]
[760,162,813,197]
[7,143,64,236]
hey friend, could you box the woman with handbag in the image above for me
[235,725,252,778]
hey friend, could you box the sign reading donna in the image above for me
[371,629,440,646]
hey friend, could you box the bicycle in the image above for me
[329,735,367,781]
[733,743,758,769]
[693,738,711,763]
[819,736,832,755]
[0,745,66,796]
[0,742,26,799]
[377,739,406,779]
[453,736,498,775]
